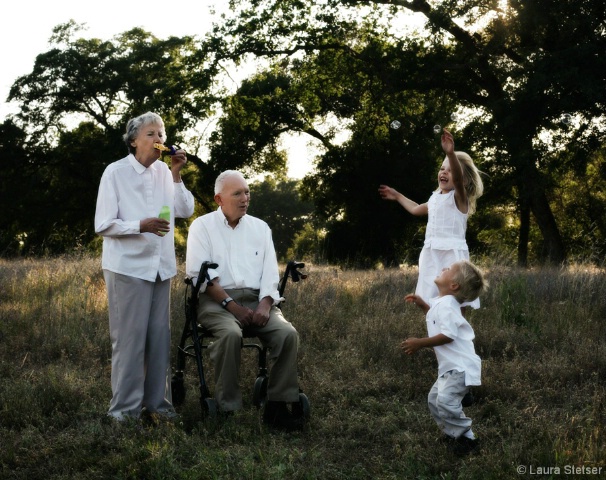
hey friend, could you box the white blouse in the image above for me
[95,154,195,282]
[424,190,469,251]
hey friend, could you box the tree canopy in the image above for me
[1,2,605,266]
[1,22,218,254]
[203,0,606,265]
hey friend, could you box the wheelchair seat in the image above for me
[171,261,310,422]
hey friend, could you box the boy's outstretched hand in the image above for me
[401,337,422,355]
[402,294,432,354]
[405,293,430,313]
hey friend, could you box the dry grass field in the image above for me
[1,255,605,479]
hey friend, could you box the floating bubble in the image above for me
[561,113,572,126]
[450,113,459,122]
[433,125,442,135]
[390,120,401,130]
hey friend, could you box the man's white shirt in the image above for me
[186,208,281,303]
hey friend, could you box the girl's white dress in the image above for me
[416,189,480,309]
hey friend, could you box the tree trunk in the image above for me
[528,185,567,264]
[516,158,567,265]
[517,202,530,267]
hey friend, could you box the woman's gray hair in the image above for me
[214,170,247,195]
[123,112,165,153]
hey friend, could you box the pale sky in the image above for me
[1,0,316,177]
[0,0,227,118]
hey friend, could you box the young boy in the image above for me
[402,260,488,455]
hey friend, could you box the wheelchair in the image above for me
[171,260,310,422]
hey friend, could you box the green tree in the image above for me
[2,21,217,254]
[0,120,32,255]
[205,8,468,265]
[247,175,314,261]
[205,0,606,266]
[9,21,216,144]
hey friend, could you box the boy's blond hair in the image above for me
[453,260,488,303]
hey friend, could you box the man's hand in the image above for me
[251,297,273,327]
[228,302,254,327]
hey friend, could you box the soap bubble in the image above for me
[433,125,442,135]
[561,113,572,126]
[450,113,459,122]
[390,120,401,130]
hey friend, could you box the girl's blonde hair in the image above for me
[455,151,483,215]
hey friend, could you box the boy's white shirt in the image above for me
[427,295,481,386]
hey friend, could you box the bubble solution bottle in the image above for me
[158,205,170,236]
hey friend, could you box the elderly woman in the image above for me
[95,112,195,422]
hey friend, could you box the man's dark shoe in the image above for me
[217,410,234,421]
[263,401,304,431]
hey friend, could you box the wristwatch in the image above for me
[221,297,234,309]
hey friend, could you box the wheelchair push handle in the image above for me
[186,261,219,297]
[279,260,307,298]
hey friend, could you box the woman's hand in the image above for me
[140,217,170,236]
[170,149,188,182]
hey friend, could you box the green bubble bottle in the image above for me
[158,205,170,236]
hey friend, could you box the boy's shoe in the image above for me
[263,401,304,432]
[452,436,480,456]
[462,390,475,407]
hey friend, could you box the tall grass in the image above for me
[1,255,605,479]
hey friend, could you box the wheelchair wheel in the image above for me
[171,373,186,407]
[202,397,218,418]
[292,392,310,421]
[252,375,268,408]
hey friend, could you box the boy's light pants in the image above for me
[428,369,473,439]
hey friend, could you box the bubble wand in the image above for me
[153,143,180,155]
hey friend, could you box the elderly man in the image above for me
[186,170,303,430]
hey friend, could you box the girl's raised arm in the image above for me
[441,129,468,213]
